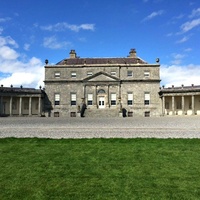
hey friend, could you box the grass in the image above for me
[1,138,200,200]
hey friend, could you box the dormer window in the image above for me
[144,71,150,78]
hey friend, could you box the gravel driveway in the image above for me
[0,116,200,139]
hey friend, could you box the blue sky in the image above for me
[0,0,200,88]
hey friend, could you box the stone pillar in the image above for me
[29,97,32,116]
[192,95,195,115]
[9,96,13,116]
[9,97,13,116]
[106,85,109,107]
[19,97,22,116]
[172,96,175,115]
[38,97,41,116]
[182,96,185,115]
[95,85,98,108]
[162,96,165,116]
[0,96,3,115]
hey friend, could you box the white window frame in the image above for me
[71,93,76,106]
[54,72,60,78]
[55,93,60,105]
[87,94,93,105]
[144,71,150,78]
[111,93,116,106]
[144,92,150,105]
[127,93,133,106]
[71,72,76,78]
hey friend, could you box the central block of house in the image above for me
[44,49,161,117]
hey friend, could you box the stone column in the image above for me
[93,85,97,107]
[19,97,22,116]
[182,96,185,115]
[162,96,165,116]
[192,95,195,115]
[0,96,3,115]
[95,85,98,108]
[29,97,32,116]
[9,96,13,116]
[38,97,41,116]
[107,85,109,107]
[172,96,175,115]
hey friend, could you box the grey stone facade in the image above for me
[44,49,161,117]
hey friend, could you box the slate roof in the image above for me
[160,85,200,94]
[56,57,148,65]
[0,86,43,94]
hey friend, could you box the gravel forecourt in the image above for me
[0,116,200,139]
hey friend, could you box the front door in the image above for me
[99,96,105,109]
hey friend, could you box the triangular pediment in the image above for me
[83,71,120,82]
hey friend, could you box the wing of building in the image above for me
[44,49,161,117]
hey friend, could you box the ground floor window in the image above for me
[71,93,76,106]
[127,93,133,105]
[70,112,76,117]
[55,94,60,105]
[54,112,59,117]
[87,94,93,105]
[111,93,116,106]
[144,92,150,105]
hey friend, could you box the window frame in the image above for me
[71,72,76,78]
[127,92,133,106]
[54,93,60,105]
[127,70,133,77]
[71,93,76,106]
[87,94,93,106]
[54,72,60,78]
[111,93,116,106]
[144,92,150,105]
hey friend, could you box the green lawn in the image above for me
[1,138,200,200]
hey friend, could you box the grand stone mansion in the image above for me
[0,49,200,117]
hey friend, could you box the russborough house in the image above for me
[0,49,200,117]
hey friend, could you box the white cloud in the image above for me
[170,53,185,65]
[0,27,3,34]
[189,8,200,18]
[24,43,30,51]
[161,64,200,87]
[0,17,11,23]
[176,36,189,43]
[181,18,200,32]
[41,22,95,32]
[43,36,71,49]
[0,35,44,88]
[142,10,164,21]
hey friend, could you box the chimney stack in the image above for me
[69,50,77,59]
[129,49,137,58]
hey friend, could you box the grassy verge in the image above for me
[1,138,200,200]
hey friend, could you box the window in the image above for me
[87,94,93,105]
[111,93,116,106]
[111,71,116,76]
[87,71,93,76]
[127,71,133,77]
[71,72,76,78]
[145,111,150,117]
[71,93,76,106]
[144,92,150,105]
[144,71,150,78]
[54,112,59,117]
[127,93,133,105]
[55,72,60,78]
[176,101,182,109]
[55,94,60,105]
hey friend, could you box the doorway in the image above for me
[99,96,105,108]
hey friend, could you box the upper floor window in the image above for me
[144,71,150,78]
[111,93,116,106]
[71,72,76,78]
[71,93,76,106]
[87,72,93,76]
[144,92,150,105]
[55,94,60,105]
[111,71,116,76]
[127,93,133,105]
[55,72,60,78]
[127,70,133,77]
[87,94,93,105]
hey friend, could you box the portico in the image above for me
[160,85,200,116]
[0,86,44,117]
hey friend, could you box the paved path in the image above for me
[0,116,200,139]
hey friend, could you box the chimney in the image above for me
[129,49,137,58]
[69,50,77,59]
